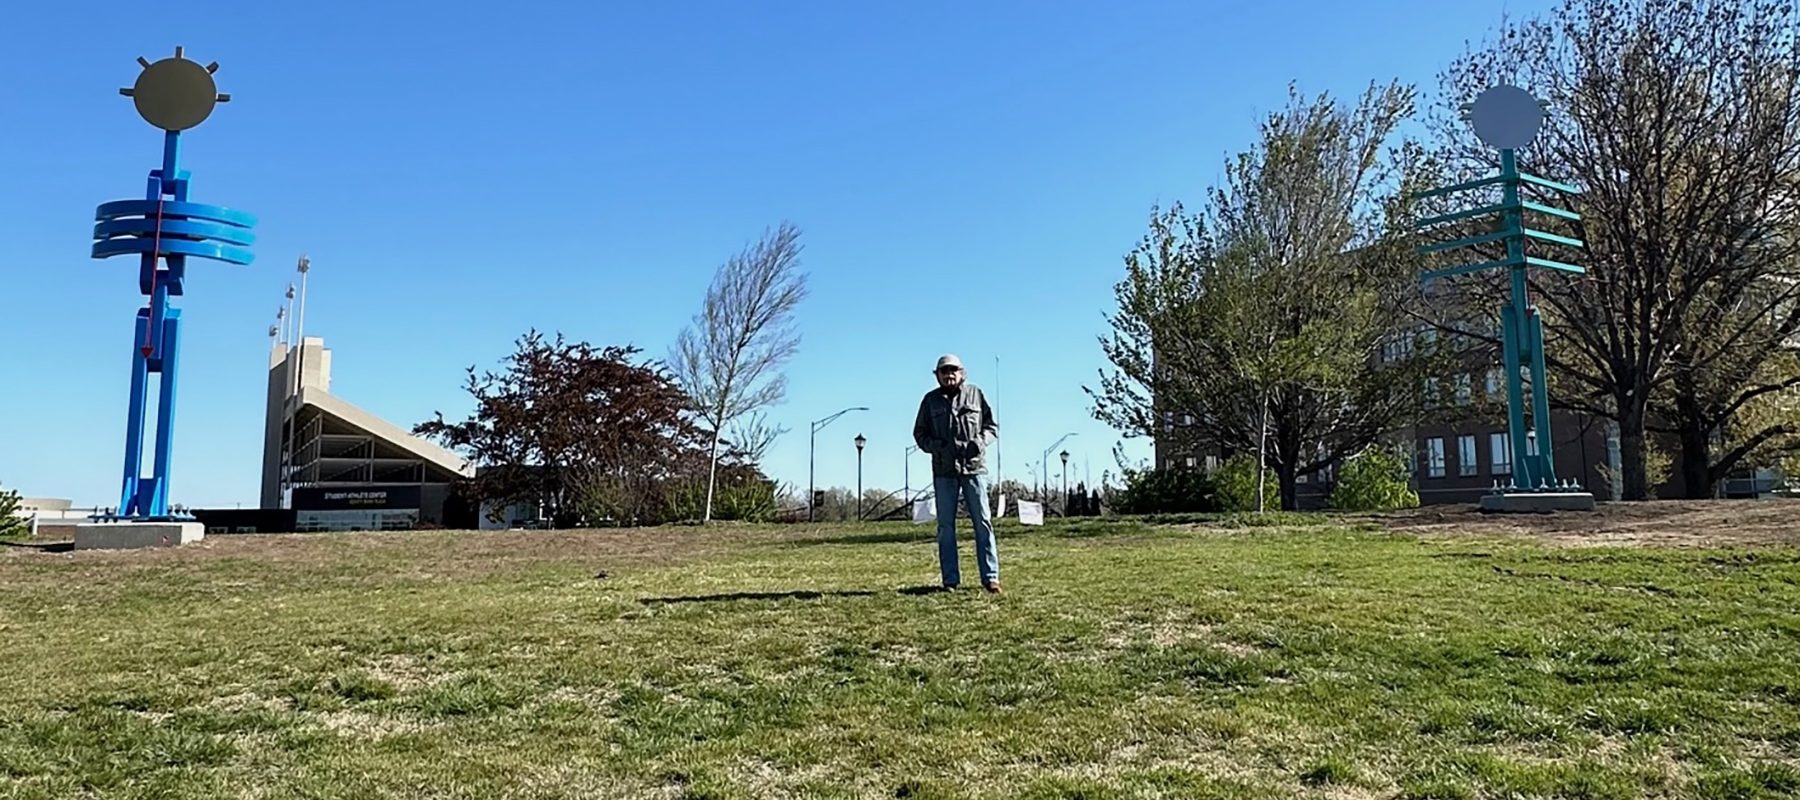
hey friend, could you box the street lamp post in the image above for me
[854,434,867,520]
[810,406,869,522]
[1060,449,1070,514]
[1040,433,1078,508]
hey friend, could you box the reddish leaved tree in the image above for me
[415,330,712,527]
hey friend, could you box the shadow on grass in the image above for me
[793,519,1171,547]
[895,585,956,596]
[640,585,954,605]
[640,589,879,605]
[799,529,937,547]
[0,540,74,553]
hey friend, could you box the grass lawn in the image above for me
[2,512,1799,798]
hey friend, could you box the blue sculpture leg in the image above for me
[118,310,151,515]
[146,309,182,517]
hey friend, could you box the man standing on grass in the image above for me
[912,354,1001,593]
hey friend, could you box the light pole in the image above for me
[283,257,310,508]
[1060,449,1070,515]
[854,433,867,521]
[281,284,294,344]
[1041,432,1078,503]
[810,406,868,522]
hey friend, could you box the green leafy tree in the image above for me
[0,483,26,538]
[1111,466,1220,515]
[1091,82,1450,510]
[1709,349,1800,486]
[1329,447,1421,511]
[1213,454,1278,513]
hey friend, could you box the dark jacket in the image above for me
[913,383,998,477]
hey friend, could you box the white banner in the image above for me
[912,498,935,524]
[1017,500,1044,526]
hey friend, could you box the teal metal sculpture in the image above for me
[1413,85,1584,493]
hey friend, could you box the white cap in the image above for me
[935,354,963,371]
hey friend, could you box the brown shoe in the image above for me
[983,580,1001,594]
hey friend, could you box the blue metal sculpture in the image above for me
[92,47,256,519]
[1414,85,1584,494]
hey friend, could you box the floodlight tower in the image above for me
[1412,85,1592,511]
[93,47,257,519]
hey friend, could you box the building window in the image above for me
[1181,413,1194,426]
[1455,374,1472,407]
[1485,367,1504,400]
[1426,438,1446,478]
[1490,432,1512,475]
[1184,456,1197,469]
[1458,435,1478,476]
[1418,327,1438,353]
[1424,378,1440,408]
[1383,335,1416,363]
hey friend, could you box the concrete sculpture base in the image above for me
[74,521,204,550]
[1478,492,1597,513]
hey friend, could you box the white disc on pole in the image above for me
[1468,85,1545,150]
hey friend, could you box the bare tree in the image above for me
[725,411,783,465]
[1437,0,1800,499]
[671,222,810,523]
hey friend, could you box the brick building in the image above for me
[1153,325,1624,508]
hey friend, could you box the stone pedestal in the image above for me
[73,521,204,550]
[1478,492,1597,513]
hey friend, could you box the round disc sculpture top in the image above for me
[120,47,231,132]
[1467,84,1545,150]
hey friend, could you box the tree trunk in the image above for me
[1255,391,1270,514]
[1276,462,1299,512]
[703,428,722,523]
[1617,399,1651,501]
[1675,423,1717,499]
[1670,390,1718,499]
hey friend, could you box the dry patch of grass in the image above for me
[1378,497,1800,548]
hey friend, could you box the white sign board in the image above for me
[1017,500,1044,526]
[912,498,935,524]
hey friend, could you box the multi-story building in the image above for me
[1153,324,1623,507]
[260,337,476,530]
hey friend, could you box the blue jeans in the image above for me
[934,475,998,586]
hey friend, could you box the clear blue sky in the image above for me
[1,0,1550,508]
